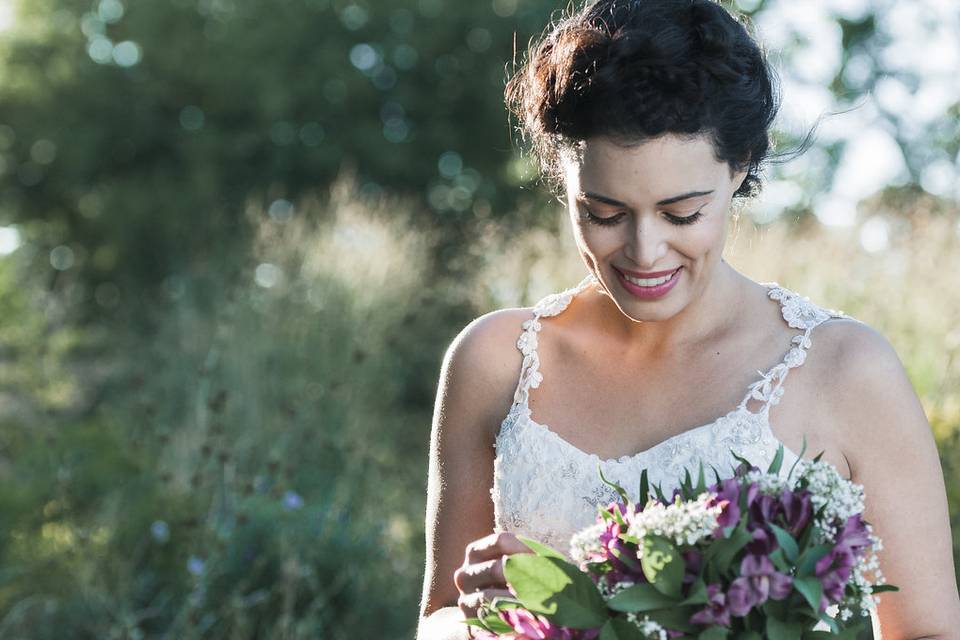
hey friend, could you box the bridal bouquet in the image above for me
[465,443,896,639]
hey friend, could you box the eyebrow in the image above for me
[579,190,714,207]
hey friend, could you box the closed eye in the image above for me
[582,208,705,227]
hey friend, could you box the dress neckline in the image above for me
[504,272,846,466]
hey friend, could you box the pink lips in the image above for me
[615,266,682,299]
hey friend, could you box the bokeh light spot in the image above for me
[340,4,368,30]
[349,43,378,71]
[438,151,463,178]
[255,263,282,288]
[270,121,296,146]
[98,0,124,23]
[180,106,205,131]
[50,245,75,271]
[0,226,21,256]
[268,199,294,222]
[87,36,114,64]
[30,139,57,165]
[112,40,141,67]
[299,122,324,146]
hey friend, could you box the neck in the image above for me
[593,260,745,357]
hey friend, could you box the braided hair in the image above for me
[505,0,787,200]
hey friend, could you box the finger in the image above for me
[457,588,515,620]
[453,556,508,594]
[466,531,534,564]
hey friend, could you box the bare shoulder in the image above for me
[440,306,533,440]
[809,316,929,477]
[809,320,960,634]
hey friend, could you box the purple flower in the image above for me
[709,477,758,536]
[499,608,580,639]
[779,488,813,536]
[814,546,856,609]
[682,549,703,586]
[726,554,794,616]
[689,583,731,626]
[595,502,644,585]
[744,526,777,556]
[835,514,872,553]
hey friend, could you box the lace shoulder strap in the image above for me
[739,283,851,414]
[511,274,597,407]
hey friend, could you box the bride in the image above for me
[416,0,960,637]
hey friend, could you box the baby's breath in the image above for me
[624,612,669,640]
[744,469,792,495]
[569,521,606,567]
[795,459,865,542]
[625,493,722,547]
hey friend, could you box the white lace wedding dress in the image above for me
[489,272,852,631]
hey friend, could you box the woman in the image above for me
[417,0,960,638]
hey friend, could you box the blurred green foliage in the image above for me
[0,0,956,637]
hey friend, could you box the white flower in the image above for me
[794,459,865,542]
[569,522,606,567]
[744,469,791,495]
[625,493,722,547]
[625,612,670,640]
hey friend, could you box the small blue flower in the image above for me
[150,520,170,543]
[283,490,304,510]
[187,555,205,576]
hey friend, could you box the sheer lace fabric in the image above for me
[490,273,849,558]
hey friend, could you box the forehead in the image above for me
[565,134,725,199]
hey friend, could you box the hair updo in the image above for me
[505,0,785,200]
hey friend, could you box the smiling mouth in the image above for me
[616,267,682,287]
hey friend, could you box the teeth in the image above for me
[623,269,676,287]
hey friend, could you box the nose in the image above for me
[624,216,667,269]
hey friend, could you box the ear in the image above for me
[731,166,749,193]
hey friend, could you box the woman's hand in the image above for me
[453,531,533,624]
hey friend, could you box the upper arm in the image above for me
[417,308,528,621]
[826,321,960,638]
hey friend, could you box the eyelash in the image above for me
[582,208,705,227]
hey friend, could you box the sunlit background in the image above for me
[0,0,956,637]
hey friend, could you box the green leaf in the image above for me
[706,520,751,574]
[638,469,650,507]
[652,482,668,504]
[785,434,809,484]
[766,616,804,640]
[710,464,722,486]
[767,443,785,475]
[679,577,708,606]
[598,462,630,505]
[793,576,823,614]
[816,610,840,634]
[480,612,514,634]
[645,605,699,632]
[695,461,707,494]
[733,633,762,640]
[797,545,831,577]
[699,626,729,640]
[769,548,790,573]
[768,523,800,563]
[801,632,834,640]
[640,535,685,598]
[517,535,567,560]
[599,617,646,640]
[869,583,899,593]
[609,546,642,572]
[729,449,753,470]
[607,582,679,612]
[503,554,608,629]
[683,467,693,494]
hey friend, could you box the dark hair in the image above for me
[505,0,798,200]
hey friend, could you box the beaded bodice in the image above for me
[489,272,849,559]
